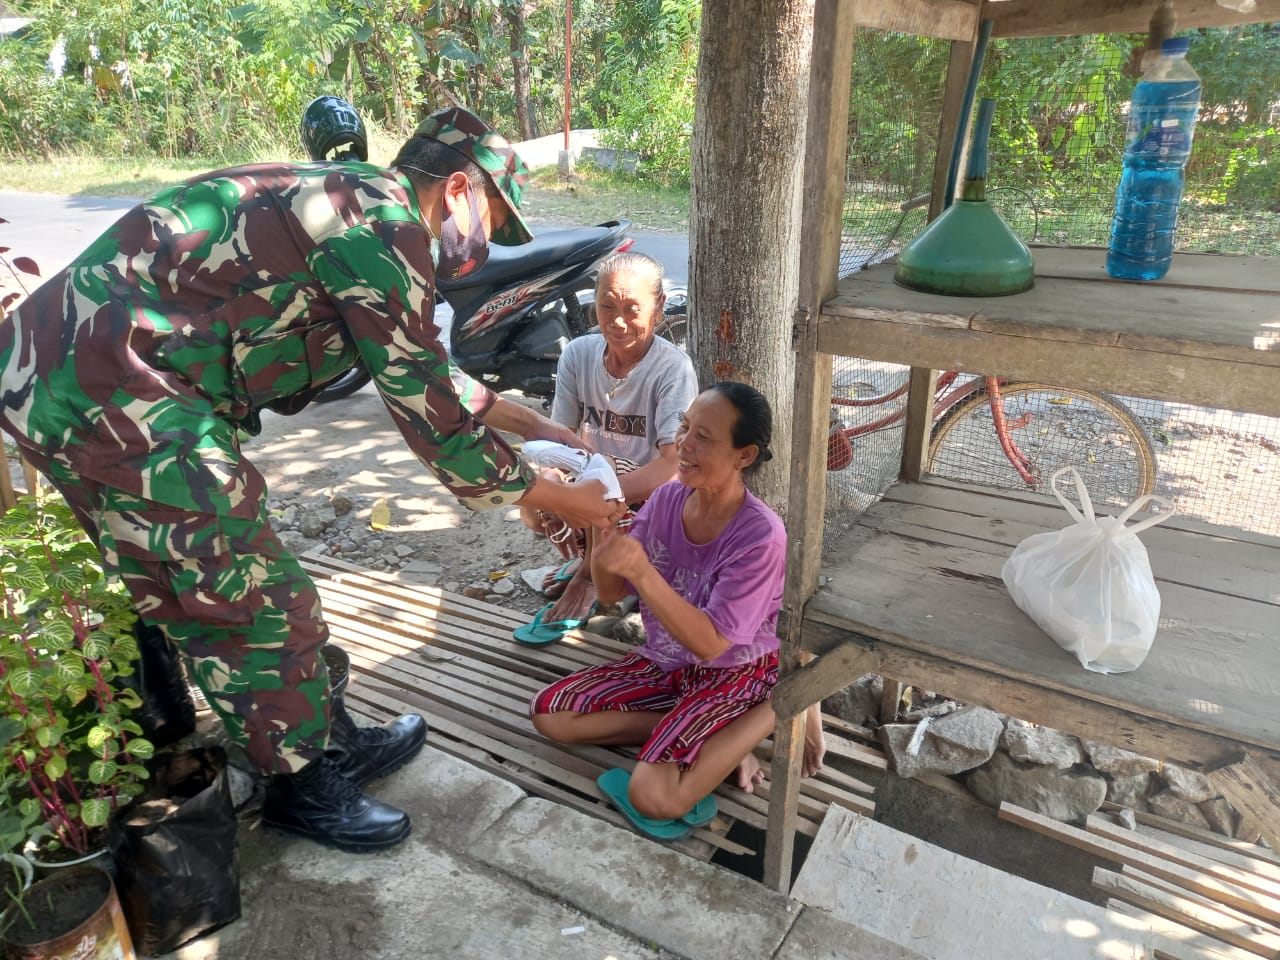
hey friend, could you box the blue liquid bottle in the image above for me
[1106,37,1201,281]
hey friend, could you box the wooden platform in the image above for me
[801,479,1280,784]
[301,553,883,860]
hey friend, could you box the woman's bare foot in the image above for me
[547,571,597,623]
[541,557,581,599]
[734,753,765,794]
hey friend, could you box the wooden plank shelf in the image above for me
[818,248,1280,417]
[299,553,881,861]
[798,478,1280,786]
[768,0,1280,896]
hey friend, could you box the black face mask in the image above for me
[435,182,489,281]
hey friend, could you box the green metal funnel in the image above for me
[895,100,1034,297]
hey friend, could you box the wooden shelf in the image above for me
[799,479,1280,785]
[817,247,1280,417]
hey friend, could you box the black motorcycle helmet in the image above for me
[300,95,369,162]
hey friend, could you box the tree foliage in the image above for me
[0,2,1275,213]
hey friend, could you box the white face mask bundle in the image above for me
[1001,467,1175,675]
[521,440,625,503]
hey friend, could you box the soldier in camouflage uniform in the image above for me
[0,106,623,851]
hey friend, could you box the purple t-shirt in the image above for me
[627,481,786,671]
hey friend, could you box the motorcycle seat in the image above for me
[438,220,630,292]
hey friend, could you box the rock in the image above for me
[277,530,314,558]
[1161,764,1215,803]
[965,751,1107,823]
[394,544,416,559]
[901,701,959,723]
[1083,741,1160,777]
[1198,797,1237,837]
[330,493,354,516]
[401,559,443,581]
[1148,789,1212,829]
[299,511,330,538]
[1113,807,1137,830]
[462,585,490,600]
[1001,719,1086,769]
[489,576,516,596]
[822,674,883,728]
[1106,772,1153,808]
[521,564,559,594]
[613,612,646,646]
[879,706,1003,779]
[583,614,620,638]
[279,505,299,529]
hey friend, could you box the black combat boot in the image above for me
[262,754,411,851]
[322,642,429,785]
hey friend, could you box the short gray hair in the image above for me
[596,251,665,305]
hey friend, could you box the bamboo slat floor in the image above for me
[302,552,883,862]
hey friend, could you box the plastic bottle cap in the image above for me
[1161,37,1190,54]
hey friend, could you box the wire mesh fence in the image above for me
[824,25,1280,546]
[839,25,1280,277]
[822,357,1280,553]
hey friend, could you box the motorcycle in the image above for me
[299,96,687,404]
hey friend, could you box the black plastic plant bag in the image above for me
[109,747,241,956]
[122,619,197,748]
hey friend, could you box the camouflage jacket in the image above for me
[0,162,532,517]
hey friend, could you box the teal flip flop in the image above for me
[596,768,693,841]
[682,793,718,828]
[512,602,588,646]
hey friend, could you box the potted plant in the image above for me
[0,492,154,874]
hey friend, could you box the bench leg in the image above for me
[763,711,807,893]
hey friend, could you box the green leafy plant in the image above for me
[0,493,153,859]
[0,216,42,314]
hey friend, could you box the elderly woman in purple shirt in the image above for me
[530,382,826,834]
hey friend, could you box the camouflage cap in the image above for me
[414,107,533,246]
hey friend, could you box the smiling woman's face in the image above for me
[595,270,662,358]
[674,390,755,490]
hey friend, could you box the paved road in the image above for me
[0,189,688,288]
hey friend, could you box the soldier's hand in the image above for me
[556,479,623,530]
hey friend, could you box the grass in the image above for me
[837,183,1280,257]
[0,148,693,234]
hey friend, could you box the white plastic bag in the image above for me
[520,441,624,502]
[1001,467,1174,674]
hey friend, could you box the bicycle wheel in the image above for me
[927,383,1156,503]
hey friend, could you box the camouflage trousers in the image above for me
[26,453,332,776]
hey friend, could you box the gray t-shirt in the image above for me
[551,333,698,466]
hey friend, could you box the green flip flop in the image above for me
[596,768,693,841]
[512,602,588,646]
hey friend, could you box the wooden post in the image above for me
[899,7,981,483]
[899,367,939,481]
[929,18,983,222]
[0,447,15,512]
[764,0,857,894]
[21,453,38,499]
